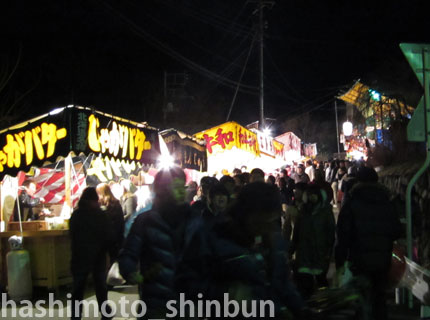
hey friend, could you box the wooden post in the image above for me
[64,155,72,211]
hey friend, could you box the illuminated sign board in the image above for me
[71,109,160,165]
[0,106,160,179]
[253,130,287,161]
[0,121,68,175]
[86,155,142,183]
[87,114,152,161]
[194,122,260,157]
[161,130,207,172]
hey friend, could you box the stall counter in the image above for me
[0,230,72,292]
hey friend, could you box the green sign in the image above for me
[400,43,430,142]
[407,97,426,142]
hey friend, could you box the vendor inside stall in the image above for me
[12,179,50,222]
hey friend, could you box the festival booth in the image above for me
[159,128,207,184]
[194,122,307,176]
[0,105,160,291]
[303,143,318,159]
[248,129,290,175]
[194,121,260,176]
[274,132,302,164]
[338,81,414,159]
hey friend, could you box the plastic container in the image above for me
[7,249,32,301]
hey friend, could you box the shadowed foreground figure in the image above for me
[290,184,335,299]
[335,167,402,320]
[69,187,112,320]
[118,167,192,319]
[178,182,309,319]
[96,183,124,264]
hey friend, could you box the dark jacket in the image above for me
[104,200,125,259]
[291,172,310,184]
[178,219,305,317]
[340,174,358,207]
[291,202,335,274]
[13,191,41,221]
[280,177,295,206]
[69,203,111,274]
[335,182,402,273]
[118,205,191,314]
[326,166,338,184]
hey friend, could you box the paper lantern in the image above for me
[343,121,353,136]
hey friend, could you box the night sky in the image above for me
[1,0,429,132]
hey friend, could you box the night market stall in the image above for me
[338,80,414,160]
[194,121,260,176]
[249,127,292,174]
[194,121,303,176]
[274,132,302,163]
[0,105,160,291]
[159,128,207,183]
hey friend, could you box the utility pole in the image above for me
[258,0,265,130]
[163,71,189,124]
[249,0,274,130]
[335,99,340,156]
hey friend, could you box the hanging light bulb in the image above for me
[343,121,353,136]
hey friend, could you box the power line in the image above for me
[281,97,335,122]
[226,30,258,121]
[156,0,253,37]
[98,0,259,93]
[277,89,340,120]
[138,9,251,69]
[264,45,307,103]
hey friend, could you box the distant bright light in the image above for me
[111,183,124,200]
[369,89,381,101]
[49,107,65,115]
[343,121,353,136]
[157,154,175,170]
[349,149,366,161]
[263,128,272,136]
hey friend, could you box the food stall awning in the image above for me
[194,121,260,157]
[338,80,414,120]
[159,128,207,172]
[338,81,370,107]
[0,105,160,181]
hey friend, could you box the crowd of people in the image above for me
[69,159,402,320]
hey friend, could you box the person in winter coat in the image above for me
[118,166,192,319]
[278,176,295,207]
[191,176,218,217]
[120,179,138,222]
[290,184,335,298]
[339,165,359,208]
[178,182,308,319]
[291,164,310,184]
[335,166,402,320]
[69,187,112,320]
[96,183,125,263]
